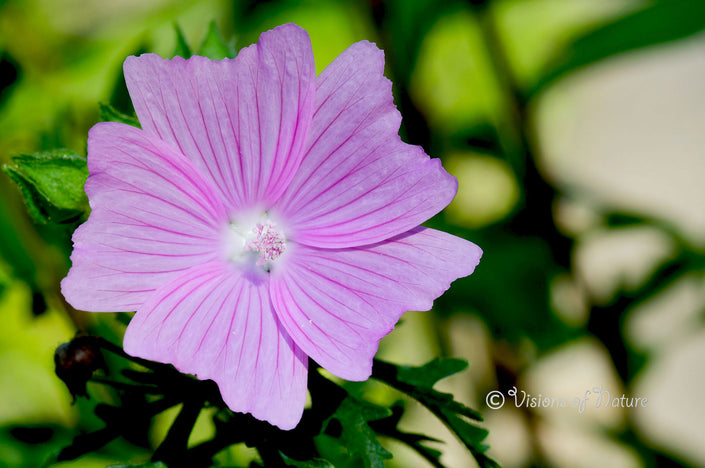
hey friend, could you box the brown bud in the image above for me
[54,335,105,399]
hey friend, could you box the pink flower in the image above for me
[61,24,482,430]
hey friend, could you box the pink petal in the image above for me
[275,41,457,248]
[123,261,308,430]
[61,122,228,312]
[124,24,315,211]
[269,227,482,380]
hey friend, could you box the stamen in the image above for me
[247,223,286,266]
[227,216,287,272]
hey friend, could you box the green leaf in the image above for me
[532,0,705,95]
[197,22,235,60]
[372,359,500,468]
[369,401,445,468]
[324,396,392,468]
[281,453,335,468]
[3,149,88,224]
[395,358,483,423]
[99,102,140,127]
[106,463,168,468]
[396,358,469,391]
[173,23,192,58]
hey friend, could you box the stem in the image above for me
[475,4,527,179]
[90,376,163,394]
[94,336,173,372]
[473,1,573,267]
[152,397,204,466]
[256,442,285,467]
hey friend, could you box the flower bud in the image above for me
[54,335,105,399]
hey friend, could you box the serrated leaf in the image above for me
[99,102,140,127]
[172,23,192,58]
[395,358,482,422]
[369,402,445,468]
[372,359,500,468]
[281,452,335,468]
[325,396,392,468]
[396,358,468,389]
[3,149,88,224]
[198,22,235,60]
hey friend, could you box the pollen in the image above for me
[247,223,286,266]
[227,216,287,272]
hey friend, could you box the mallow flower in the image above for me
[61,23,482,430]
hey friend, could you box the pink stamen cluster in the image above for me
[247,223,286,266]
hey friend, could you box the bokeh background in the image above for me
[1,0,705,467]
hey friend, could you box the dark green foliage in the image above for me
[173,24,193,58]
[0,50,20,108]
[369,402,444,468]
[320,397,392,468]
[49,335,494,468]
[3,149,88,224]
[106,463,168,468]
[373,359,499,468]
[99,103,140,128]
[281,453,335,468]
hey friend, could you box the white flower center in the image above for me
[228,215,287,272]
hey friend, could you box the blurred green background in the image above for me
[1,0,705,467]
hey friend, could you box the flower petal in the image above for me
[269,227,482,380]
[61,122,228,312]
[275,41,457,248]
[124,23,315,210]
[123,261,308,430]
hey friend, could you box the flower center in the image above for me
[227,216,287,272]
[247,223,286,266]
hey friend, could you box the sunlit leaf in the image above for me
[410,9,505,136]
[3,149,88,224]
